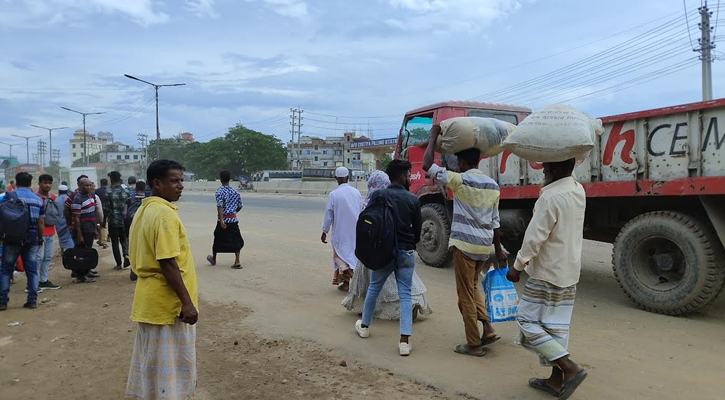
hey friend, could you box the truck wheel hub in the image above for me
[633,237,686,290]
[421,221,438,250]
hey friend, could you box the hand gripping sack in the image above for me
[435,117,515,156]
[483,267,519,322]
[502,104,604,162]
[355,192,397,271]
[0,191,31,245]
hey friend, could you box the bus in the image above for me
[260,170,302,181]
[302,168,335,181]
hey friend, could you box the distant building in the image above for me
[69,129,106,164]
[97,132,114,144]
[286,132,376,173]
[180,132,194,144]
[100,148,146,164]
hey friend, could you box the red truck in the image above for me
[396,99,725,316]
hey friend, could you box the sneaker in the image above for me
[39,281,61,290]
[398,342,412,357]
[25,287,44,293]
[0,303,7,311]
[355,320,369,338]
[23,302,38,309]
[87,270,100,278]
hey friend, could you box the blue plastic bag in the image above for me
[483,267,519,322]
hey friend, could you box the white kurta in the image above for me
[321,183,362,271]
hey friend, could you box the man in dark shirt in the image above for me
[354,160,422,357]
[105,171,130,270]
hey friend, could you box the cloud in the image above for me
[385,0,523,33]
[259,0,308,19]
[0,0,169,28]
[185,0,219,19]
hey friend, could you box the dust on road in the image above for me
[1,193,723,400]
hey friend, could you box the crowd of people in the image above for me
[0,132,589,399]
[321,126,589,398]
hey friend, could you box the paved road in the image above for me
[179,192,725,400]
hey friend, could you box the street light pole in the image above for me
[61,107,105,166]
[124,74,185,160]
[10,134,42,163]
[30,124,68,166]
[0,141,18,159]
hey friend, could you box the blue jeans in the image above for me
[0,243,40,304]
[362,250,415,336]
[37,234,56,283]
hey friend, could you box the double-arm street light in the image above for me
[0,141,19,160]
[61,107,105,166]
[124,74,185,160]
[30,124,68,166]
[11,134,42,163]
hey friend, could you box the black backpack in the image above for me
[124,198,143,229]
[355,191,398,271]
[0,191,31,245]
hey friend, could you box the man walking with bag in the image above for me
[507,159,588,399]
[0,172,45,310]
[354,160,422,356]
[36,174,61,290]
[70,177,101,283]
[422,125,507,357]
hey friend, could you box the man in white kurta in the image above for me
[321,167,363,291]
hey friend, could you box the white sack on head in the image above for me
[435,117,515,156]
[502,104,602,162]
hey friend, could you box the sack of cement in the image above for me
[435,117,515,157]
[502,104,603,162]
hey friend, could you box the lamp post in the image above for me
[30,124,68,166]
[0,141,18,159]
[61,107,105,166]
[11,134,42,163]
[124,74,185,160]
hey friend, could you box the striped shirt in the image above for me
[71,192,98,233]
[428,164,500,260]
[215,185,243,223]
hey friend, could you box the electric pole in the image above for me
[11,134,42,164]
[61,107,105,166]
[124,74,185,160]
[30,125,68,166]
[696,3,715,101]
[138,133,149,170]
[38,140,47,166]
[52,149,61,164]
[290,107,304,170]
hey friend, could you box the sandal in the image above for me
[453,344,486,357]
[73,277,96,283]
[231,264,243,269]
[528,378,559,397]
[559,370,587,400]
[206,255,216,266]
[480,335,501,346]
[338,282,350,291]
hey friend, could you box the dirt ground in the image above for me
[1,192,724,400]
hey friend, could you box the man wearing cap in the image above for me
[321,167,363,291]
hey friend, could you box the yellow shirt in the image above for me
[129,196,198,325]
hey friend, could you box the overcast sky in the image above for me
[1,0,723,166]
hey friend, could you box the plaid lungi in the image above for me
[126,319,197,400]
[514,278,576,367]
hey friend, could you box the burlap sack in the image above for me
[435,117,515,156]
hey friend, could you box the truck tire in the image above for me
[612,211,725,316]
[417,203,452,268]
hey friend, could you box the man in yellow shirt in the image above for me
[126,160,199,400]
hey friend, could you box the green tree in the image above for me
[409,127,430,143]
[378,153,392,171]
[72,153,101,167]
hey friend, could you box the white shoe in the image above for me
[399,342,412,356]
[355,320,369,338]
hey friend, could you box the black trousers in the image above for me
[108,225,128,266]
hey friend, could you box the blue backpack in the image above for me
[0,191,31,245]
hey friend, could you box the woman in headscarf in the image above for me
[342,171,433,320]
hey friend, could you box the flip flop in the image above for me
[480,335,501,346]
[528,378,560,397]
[559,370,587,400]
[206,255,216,266]
[453,344,486,357]
[231,264,243,269]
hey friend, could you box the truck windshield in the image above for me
[403,115,433,150]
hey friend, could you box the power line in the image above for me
[685,0,697,50]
